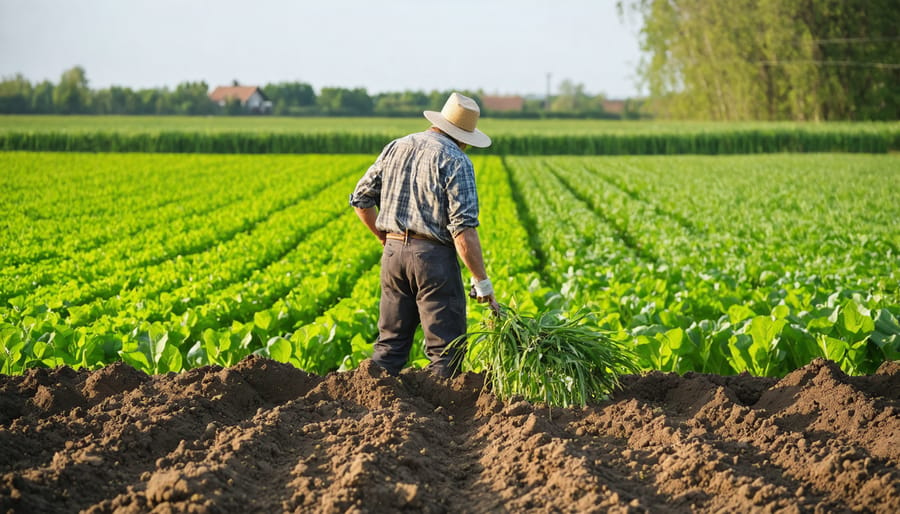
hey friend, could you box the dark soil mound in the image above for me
[1,356,897,513]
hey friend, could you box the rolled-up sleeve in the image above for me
[349,141,393,209]
[444,157,479,237]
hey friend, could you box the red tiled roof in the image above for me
[482,95,524,112]
[209,86,264,103]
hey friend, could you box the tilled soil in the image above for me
[1,357,898,513]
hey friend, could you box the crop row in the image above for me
[1,154,368,298]
[2,115,896,135]
[2,160,369,313]
[1,153,381,374]
[1,127,897,155]
[504,154,900,376]
[1,152,898,377]
[258,155,545,376]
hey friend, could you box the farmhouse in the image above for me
[601,99,626,116]
[209,85,272,113]
[481,95,525,113]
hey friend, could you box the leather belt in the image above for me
[386,231,432,242]
[385,231,445,245]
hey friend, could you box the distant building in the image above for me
[601,99,626,116]
[481,95,525,113]
[209,85,272,113]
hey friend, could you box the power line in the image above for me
[757,60,900,69]
[812,36,900,44]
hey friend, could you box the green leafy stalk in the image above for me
[453,304,639,407]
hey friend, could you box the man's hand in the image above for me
[454,228,500,315]
[483,294,502,315]
[469,279,501,315]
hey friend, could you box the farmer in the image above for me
[349,92,500,378]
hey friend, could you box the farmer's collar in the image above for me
[430,127,466,149]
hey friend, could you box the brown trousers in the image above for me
[373,237,466,378]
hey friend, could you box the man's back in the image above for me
[358,129,478,247]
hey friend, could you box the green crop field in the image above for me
[2,151,898,377]
[2,115,899,154]
[3,115,899,136]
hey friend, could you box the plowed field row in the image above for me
[1,357,896,512]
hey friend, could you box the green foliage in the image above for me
[120,323,183,374]
[53,66,90,115]
[172,82,218,115]
[549,79,609,116]
[0,74,33,113]
[622,0,900,121]
[264,82,316,115]
[317,87,374,116]
[0,152,897,380]
[506,153,900,377]
[457,304,639,407]
[1,119,897,154]
[0,69,493,118]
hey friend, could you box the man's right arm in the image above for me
[350,142,394,245]
[354,206,386,246]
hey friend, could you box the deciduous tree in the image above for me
[620,0,899,120]
[53,66,90,114]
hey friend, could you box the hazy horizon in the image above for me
[0,0,645,99]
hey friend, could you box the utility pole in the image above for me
[545,72,551,111]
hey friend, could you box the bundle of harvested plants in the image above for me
[454,304,639,407]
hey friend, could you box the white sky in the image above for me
[0,0,645,98]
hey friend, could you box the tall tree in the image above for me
[0,74,33,113]
[373,91,431,116]
[31,81,54,113]
[53,66,90,114]
[550,80,608,114]
[264,82,316,115]
[172,81,215,115]
[317,87,373,116]
[621,0,899,120]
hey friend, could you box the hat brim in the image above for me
[424,111,492,148]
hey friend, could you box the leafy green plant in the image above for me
[119,323,183,374]
[456,303,639,407]
[1,153,898,379]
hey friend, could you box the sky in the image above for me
[0,0,645,99]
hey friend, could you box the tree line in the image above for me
[0,67,634,118]
[620,0,899,121]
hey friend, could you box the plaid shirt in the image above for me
[349,130,479,246]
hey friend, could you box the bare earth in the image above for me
[1,357,898,513]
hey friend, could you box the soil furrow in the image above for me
[1,357,897,513]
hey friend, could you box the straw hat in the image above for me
[424,92,491,148]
